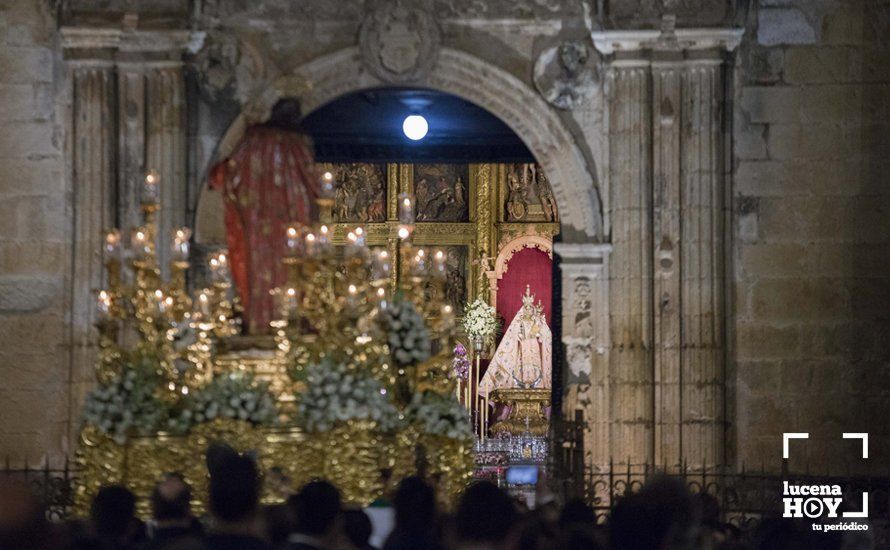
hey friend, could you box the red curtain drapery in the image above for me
[495,247,553,332]
[208,125,319,334]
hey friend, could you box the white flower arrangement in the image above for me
[82,360,168,444]
[297,360,400,433]
[379,299,431,367]
[461,298,499,343]
[405,391,474,440]
[171,372,279,431]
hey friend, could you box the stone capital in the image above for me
[60,26,203,56]
[591,27,743,56]
[554,243,612,277]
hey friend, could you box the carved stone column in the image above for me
[145,64,187,274]
[67,61,117,408]
[556,243,612,468]
[116,62,146,232]
[608,61,655,467]
[652,57,684,467]
[593,25,740,470]
[679,61,726,469]
[62,27,193,437]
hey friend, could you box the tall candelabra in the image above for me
[95,171,239,394]
[273,172,458,402]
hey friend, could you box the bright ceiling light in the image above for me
[402,114,428,141]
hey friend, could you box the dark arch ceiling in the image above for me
[297,88,535,164]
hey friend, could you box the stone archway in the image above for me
[195,45,614,436]
[203,46,604,243]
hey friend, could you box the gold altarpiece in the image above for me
[217,162,560,389]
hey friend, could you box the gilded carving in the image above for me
[505,164,559,222]
[473,164,494,301]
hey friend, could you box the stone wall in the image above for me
[0,0,70,466]
[1,0,888,475]
[732,0,890,471]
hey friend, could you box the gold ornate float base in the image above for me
[74,420,473,517]
[489,388,550,437]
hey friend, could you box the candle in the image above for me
[320,171,335,199]
[371,249,391,282]
[411,248,428,277]
[284,287,298,317]
[196,290,211,318]
[441,304,454,326]
[346,283,359,309]
[346,231,359,254]
[373,286,389,312]
[96,290,112,317]
[398,192,415,224]
[482,397,488,441]
[317,224,331,251]
[155,289,167,313]
[142,170,160,206]
[104,229,122,259]
[285,224,302,257]
[433,249,447,278]
[131,227,150,259]
[397,226,411,240]
[304,232,317,257]
[354,226,365,246]
[170,227,191,262]
[209,250,230,283]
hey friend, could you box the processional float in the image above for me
[76,169,477,515]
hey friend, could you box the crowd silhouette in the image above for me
[0,444,874,550]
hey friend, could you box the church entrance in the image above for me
[197,87,563,499]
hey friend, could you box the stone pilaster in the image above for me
[556,243,612,468]
[607,62,654,467]
[146,64,187,274]
[679,61,726,469]
[61,27,193,441]
[652,58,684,467]
[594,25,738,470]
[116,62,146,232]
[68,62,117,416]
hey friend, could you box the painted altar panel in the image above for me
[502,163,559,223]
[323,162,560,311]
[323,162,387,223]
[413,163,471,222]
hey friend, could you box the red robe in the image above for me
[209,125,318,334]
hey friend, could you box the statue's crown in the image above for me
[522,285,535,307]
[521,285,545,318]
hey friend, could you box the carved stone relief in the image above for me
[359,1,441,84]
[192,31,267,105]
[533,41,600,110]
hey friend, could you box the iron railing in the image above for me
[0,458,77,520]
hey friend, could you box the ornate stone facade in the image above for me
[2,0,889,476]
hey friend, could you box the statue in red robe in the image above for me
[209,116,318,334]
